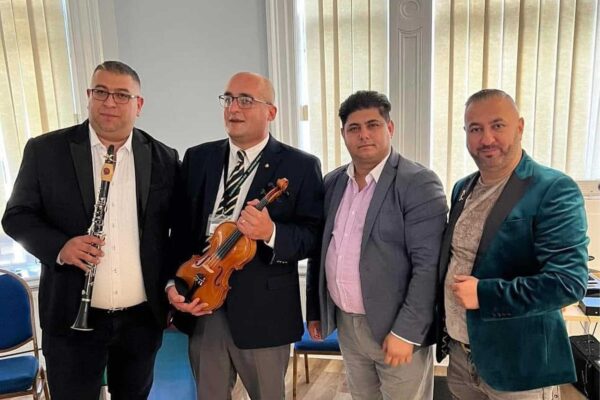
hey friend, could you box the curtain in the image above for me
[0,0,75,216]
[302,0,388,173]
[433,0,600,193]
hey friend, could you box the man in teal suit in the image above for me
[435,89,589,399]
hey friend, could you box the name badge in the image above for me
[206,213,231,236]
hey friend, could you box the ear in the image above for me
[267,104,277,121]
[518,117,524,136]
[136,97,145,117]
[387,120,395,138]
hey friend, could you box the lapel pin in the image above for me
[265,163,270,168]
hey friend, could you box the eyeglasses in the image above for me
[88,88,140,104]
[218,95,271,109]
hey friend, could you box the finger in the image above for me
[84,235,105,246]
[454,275,471,282]
[246,199,260,207]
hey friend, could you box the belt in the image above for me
[93,302,147,315]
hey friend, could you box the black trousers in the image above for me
[42,302,163,400]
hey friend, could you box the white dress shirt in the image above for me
[88,127,146,309]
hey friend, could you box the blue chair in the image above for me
[292,323,340,399]
[0,269,49,399]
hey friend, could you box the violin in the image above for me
[175,178,289,312]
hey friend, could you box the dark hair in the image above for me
[338,90,391,126]
[465,88,516,109]
[93,61,141,86]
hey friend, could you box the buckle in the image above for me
[106,307,126,314]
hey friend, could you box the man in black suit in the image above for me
[2,61,179,400]
[168,72,323,399]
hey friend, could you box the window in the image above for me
[294,0,388,173]
[272,0,599,189]
[432,0,600,191]
[0,0,77,281]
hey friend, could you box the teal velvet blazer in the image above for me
[436,152,589,391]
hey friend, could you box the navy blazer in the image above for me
[170,136,324,349]
[2,121,179,333]
[435,152,589,391]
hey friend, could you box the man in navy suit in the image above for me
[168,72,324,399]
[3,61,179,400]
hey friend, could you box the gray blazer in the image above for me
[307,150,448,345]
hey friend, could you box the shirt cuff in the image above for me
[390,331,420,346]
[165,279,175,292]
[264,223,276,248]
[56,254,64,265]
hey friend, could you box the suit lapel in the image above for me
[360,152,399,255]
[437,174,479,284]
[133,130,151,231]
[69,122,95,220]
[244,135,280,202]
[475,171,531,263]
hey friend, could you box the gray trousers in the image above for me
[188,310,290,400]
[447,339,560,400]
[336,310,434,400]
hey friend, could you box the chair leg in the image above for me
[304,353,310,384]
[41,368,50,400]
[292,351,298,400]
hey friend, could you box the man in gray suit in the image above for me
[306,90,448,400]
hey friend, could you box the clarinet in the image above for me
[71,145,116,331]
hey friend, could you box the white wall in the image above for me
[97,0,269,155]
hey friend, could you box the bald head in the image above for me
[465,89,519,116]
[227,72,275,104]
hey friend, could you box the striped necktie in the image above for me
[215,149,246,217]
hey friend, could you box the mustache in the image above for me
[477,145,501,152]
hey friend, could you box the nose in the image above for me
[480,128,495,145]
[228,98,242,112]
[102,93,118,107]
[358,127,370,140]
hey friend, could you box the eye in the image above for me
[492,123,505,130]
[238,96,254,106]
[94,89,109,96]
[367,122,382,130]
[469,126,482,134]
[115,93,131,101]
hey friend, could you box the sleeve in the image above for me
[2,139,71,266]
[391,168,449,344]
[477,175,589,320]
[271,156,325,262]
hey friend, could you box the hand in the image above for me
[451,275,480,309]
[237,199,274,241]
[166,286,212,317]
[58,235,105,272]
[308,320,323,341]
[382,334,414,367]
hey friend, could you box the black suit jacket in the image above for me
[2,121,179,334]
[171,136,324,349]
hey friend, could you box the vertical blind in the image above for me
[302,0,388,173]
[432,0,600,192]
[0,0,75,217]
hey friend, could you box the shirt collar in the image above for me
[228,135,269,164]
[346,150,391,183]
[89,125,133,153]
